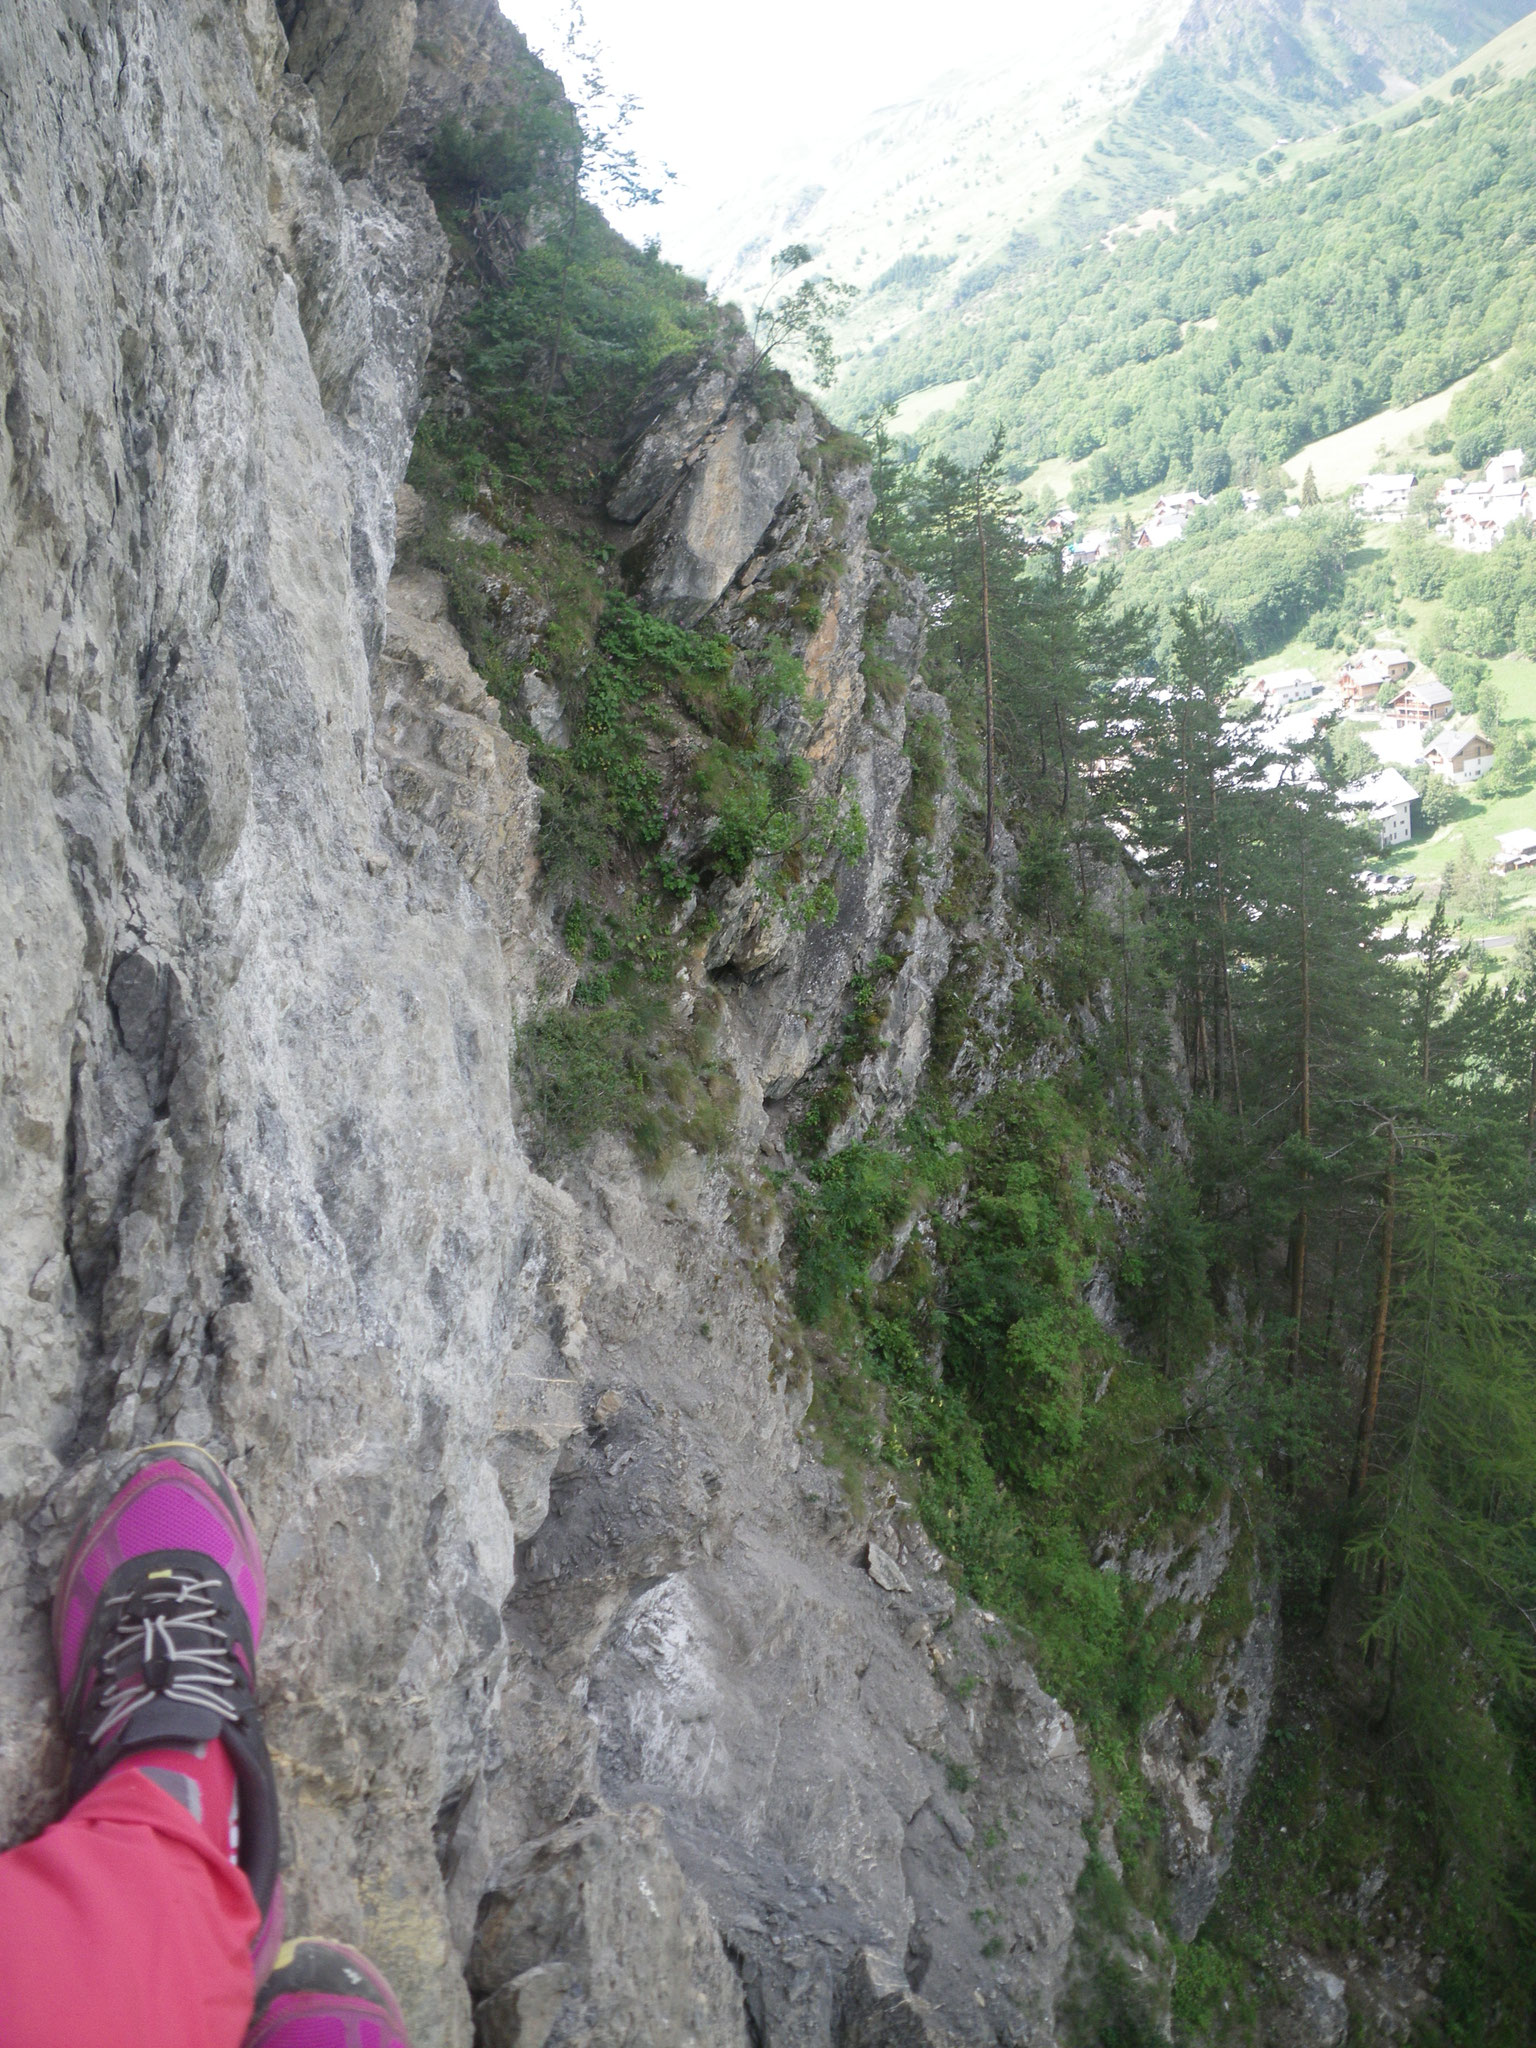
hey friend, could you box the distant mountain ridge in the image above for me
[1065,0,1532,230]
[677,1,1532,395]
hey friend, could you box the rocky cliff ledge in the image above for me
[0,6,1267,2045]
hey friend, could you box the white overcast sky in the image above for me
[504,0,1091,265]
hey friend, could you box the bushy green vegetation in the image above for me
[1119,503,1358,659]
[408,40,874,1169]
[841,74,1536,503]
[791,1004,1225,1754]
[426,82,715,479]
[1405,524,1536,664]
[1441,345,1536,473]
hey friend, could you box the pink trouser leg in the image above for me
[0,1768,259,2048]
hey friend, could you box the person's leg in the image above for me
[0,1761,259,2048]
[0,1442,283,2048]
[243,1939,413,2048]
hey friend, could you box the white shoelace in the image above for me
[90,1570,242,1746]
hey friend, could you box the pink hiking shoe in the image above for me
[52,1441,284,1975]
[245,1938,413,2048]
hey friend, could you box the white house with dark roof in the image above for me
[1355,473,1416,522]
[1438,471,1535,552]
[1252,667,1319,708]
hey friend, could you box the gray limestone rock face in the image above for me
[1138,1570,1278,1939]
[0,6,569,2041]
[279,0,419,171]
[829,686,957,1152]
[469,1807,749,2048]
[374,559,572,1019]
[473,1140,1096,2048]
[1266,1953,1350,2048]
[605,345,940,1140]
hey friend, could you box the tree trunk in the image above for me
[1319,1212,1345,1372]
[1290,829,1312,1373]
[535,167,582,434]
[1054,696,1072,819]
[1211,784,1243,1123]
[1179,714,1207,1089]
[978,499,996,860]
[1351,1145,1397,1498]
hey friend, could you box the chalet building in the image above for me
[1423,717,1496,784]
[1355,472,1416,522]
[1494,828,1536,873]
[1385,673,1453,726]
[1339,668,1384,709]
[1344,767,1417,848]
[1486,448,1527,487]
[1134,491,1211,551]
[1337,648,1414,708]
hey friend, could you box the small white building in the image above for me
[1493,828,1536,873]
[1486,449,1526,487]
[1136,509,1189,549]
[1345,767,1418,847]
[1423,717,1496,784]
[1355,472,1416,522]
[1252,667,1319,707]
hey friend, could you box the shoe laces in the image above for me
[90,1569,244,1746]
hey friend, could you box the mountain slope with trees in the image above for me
[810,442,1536,2043]
[1049,0,1533,245]
[838,52,1536,498]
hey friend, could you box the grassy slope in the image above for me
[1284,354,1510,499]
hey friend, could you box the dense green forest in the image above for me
[407,29,1536,2043]
[839,67,1536,500]
[800,449,1536,2043]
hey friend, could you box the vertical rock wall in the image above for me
[0,4,578,2036]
